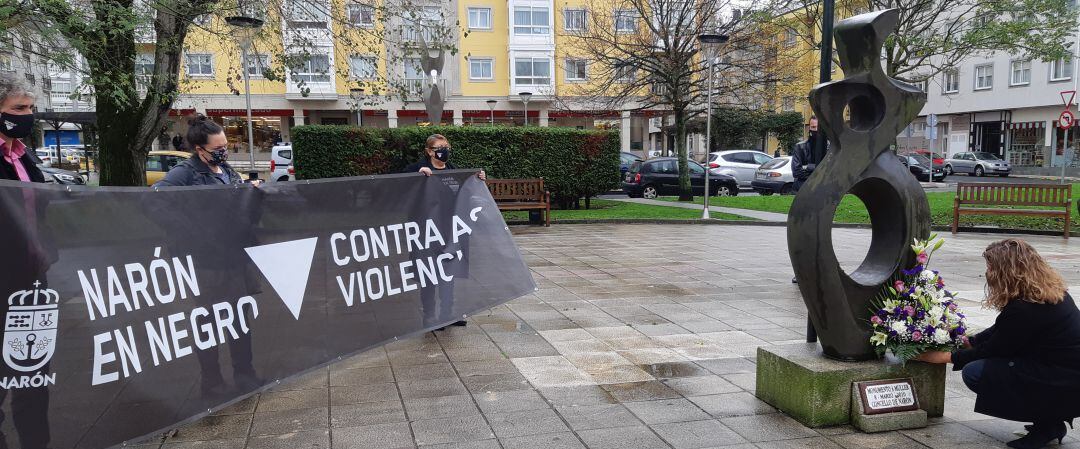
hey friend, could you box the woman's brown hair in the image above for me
[983,238,1067,310]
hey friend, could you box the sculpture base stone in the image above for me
[849,384,928,432]
[755,343,945,428]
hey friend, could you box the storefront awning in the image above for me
[1008,121,1045,130]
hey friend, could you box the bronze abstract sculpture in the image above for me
[788,9,931,361]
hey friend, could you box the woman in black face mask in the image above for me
[154,114,260,187]
[405,134,486,180]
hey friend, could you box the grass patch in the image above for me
[658,183,1080,232]
[502,199,753,222]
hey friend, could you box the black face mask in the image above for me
[433,148,450,163]
[202,147,228,166]
[0,112,34,139]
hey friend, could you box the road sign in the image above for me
[924,125,937,140]
[1062,90,1076,107]
[927,114,938,127]
[1059,110,1074,129]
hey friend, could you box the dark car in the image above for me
[620,152,641,178]
[38,165,86,185]
[897,154,945,182]
[623,157,738,199]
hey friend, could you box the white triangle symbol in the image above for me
[244,237,318,320]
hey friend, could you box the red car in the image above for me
[904,150,945,166]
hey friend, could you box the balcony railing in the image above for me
[401,78,448,100]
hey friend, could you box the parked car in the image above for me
[620,152,641,178]
[706,150,774,188]
[145,150,191,186]
[944,151,1011,177]
[623,157,738,199]
[36,149,57,167]
[271,144,294,182]
[751,157,795,195]
[905,149,944,166]
[898,154,946,182]
[38,165,85,185]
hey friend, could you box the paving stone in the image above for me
[601,381,681,402]
[161,439,246,449]
[417,440,500,449]
[624,399,712,424]
[473,389,550,414]
[555,403,642,431]
[256,389,330,413]
[247,430,330,449]
[899,422,1006,448]
[661,375,743,396]
[499,432,586,449]
[721,414,819,442]
[331,400,407,427]
[462,373,532,393]
[394,363,459,382]
[688,392,776,417]
[828,431,928,449]
[577,425,672,449]
[332,422,413,449]
[650,419,748,448]
[411,414,495,446]
[330,384,401,405]
[753,436,845,449]
[251,407,329,436]
[454,359,519,377]
[403,395,481,420]
[488,408,570,438]
[537,385,618,407]
[398,377,470,399]
[165,414,253,442]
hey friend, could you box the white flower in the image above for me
[928,306,945,322]
[891,321,908,336]
[920,270,937,281]
[871,332,888,346]
[933,328,951,344]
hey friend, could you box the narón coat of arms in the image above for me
[4,281,59,372]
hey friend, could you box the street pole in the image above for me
[241,46,257,178]
[523,100,529,126]
[1064,28,1079,184]
[703,49,713,219]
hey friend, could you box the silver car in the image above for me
[751,157,795,195]
[944,151,1011,177]
[707,150,774,188]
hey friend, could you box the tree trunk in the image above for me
[674,108,692,201]
[96,99,149,186]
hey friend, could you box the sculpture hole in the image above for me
[832,195,871,276]
[832,177,906,286]
[841,87,886,132]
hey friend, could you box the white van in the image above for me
[270,143,293,182]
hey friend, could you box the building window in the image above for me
[135,53,155,76]
[564,9,586,31]
[614,10,637,33]
[245,54,269,78]
[193,14,211,26]
[783,28,797,47]
[781,96,795,112]
[514,6,550,35]
[514,57,551,85]
[347,3,375,27]
[565,58,587,80]
[404,7,441,43]
[1010,60,1030,86]
[614,64,635,82]
[185,53,214,77]
[349,55,377,80]
[469,58,493,80]
[468,7,492,30]
[974,64,993,90]
[286,0,330,29]
[942,69,959,93]
[1051,57,1073,81]
[290,53,331,83]
[404,57,426,94]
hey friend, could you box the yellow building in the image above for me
[158,0,653,160]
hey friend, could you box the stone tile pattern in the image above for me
[128,225,1080,448]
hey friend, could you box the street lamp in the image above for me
[697,33,729,219]
[226,7,264,179]
[350,87,365,127]
[518,92,533,126]
[486,99,497,126]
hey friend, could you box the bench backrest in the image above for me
[486,178,546,202]
[955,183,1072,207]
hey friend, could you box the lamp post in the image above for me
[518,92,533,126]
[226,9,264,179]
[697,33,729,219]
[350,87,365,127]
[486,99,497,126]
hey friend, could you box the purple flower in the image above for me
[894,280,906,291]
[916,310,925,319]
[916,253,929,264]
[902,265,925,276]
[947,303,958,311]
[912,331,923,341]
[903,306,916,316]
[871,316,883,325]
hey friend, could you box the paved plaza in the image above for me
[137,224,1080,449]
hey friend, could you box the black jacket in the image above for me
[952,293,1080,422]
[0,148,45,183]
[404,159,456,173]
[153,155,243,187]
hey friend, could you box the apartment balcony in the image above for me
[400,78,449,101]
[135,25,155,44]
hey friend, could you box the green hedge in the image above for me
[292,125,621,206]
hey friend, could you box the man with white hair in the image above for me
[0,74,43,183]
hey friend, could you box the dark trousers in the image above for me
[0,370,50,449]
[420,280,456,328]
[961,359,985,394]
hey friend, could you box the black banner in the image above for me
[0,170,535,448]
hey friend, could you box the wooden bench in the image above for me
[952,183,1072,239]
[486,178,551,226]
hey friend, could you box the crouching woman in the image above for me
[917,239,1080,449]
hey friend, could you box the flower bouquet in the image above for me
[869,235,968,363]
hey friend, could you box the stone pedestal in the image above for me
[755,343,945,428]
